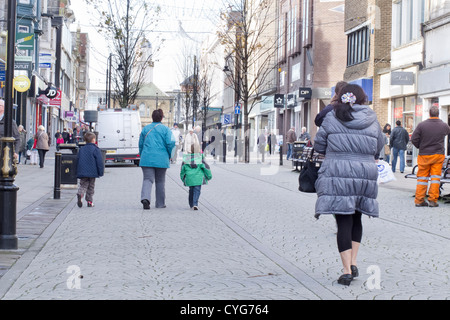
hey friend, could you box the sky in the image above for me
[69,0,221,92]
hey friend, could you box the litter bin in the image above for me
[58,144,78,185]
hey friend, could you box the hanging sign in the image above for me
[13,75,31,92]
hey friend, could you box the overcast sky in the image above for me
[69,0,220,92]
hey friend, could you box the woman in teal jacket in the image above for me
[180,142,212,210]
[139,109,175,210]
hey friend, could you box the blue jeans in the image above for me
[287,143,293,160]
[391,148,405,173]
[189,185,202,207]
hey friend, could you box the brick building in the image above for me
[343,0,392,125]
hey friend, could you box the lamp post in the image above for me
[0,0,18,250]
[223,63,240,158]
[106,54,123,109]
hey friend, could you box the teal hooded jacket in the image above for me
[139,122,175,168]
[180,153,212,187]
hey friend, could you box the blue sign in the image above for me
[234,104,241,114]
[0,61,5,81]
[223,114,231,124]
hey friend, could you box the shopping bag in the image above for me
[377,160,396,184]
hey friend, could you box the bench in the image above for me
[405,156,450,202]
[292,146,313,171]
[292,146,325,171]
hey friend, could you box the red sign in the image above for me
[415,105,423,117]
[394,107,403,119]
[48,89,62,107]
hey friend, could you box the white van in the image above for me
[96,108,142,165]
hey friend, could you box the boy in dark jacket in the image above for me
[76,132,104,208]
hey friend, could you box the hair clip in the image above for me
[341,92,357,106]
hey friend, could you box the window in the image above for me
[347,26,370,66]
[393,0,424,47]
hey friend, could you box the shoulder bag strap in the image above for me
[144,123,162,142]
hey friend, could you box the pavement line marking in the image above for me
[166,172,340,300]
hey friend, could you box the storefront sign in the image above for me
[415,105,423,117]
[287,93,297,108]
[394,107,403,119]
[39,53,52,69]
[391,72,415,86]
[16,33,35,50]
[13,75,31,92]
[260,96,274,111]
[298,87,312,100]
[48,89,62,107]
[274,94,285,108]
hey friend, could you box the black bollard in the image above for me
[279,145,283,166]
[54,152,61,199]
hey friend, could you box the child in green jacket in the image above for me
[180,143,212,210]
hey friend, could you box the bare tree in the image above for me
[217,0,278,162]
[86,0,162,108]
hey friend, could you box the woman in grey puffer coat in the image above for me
[313,84,384,286]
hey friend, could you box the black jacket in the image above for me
[390,126,409,150]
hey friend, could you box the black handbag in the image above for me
[298,149,319,193]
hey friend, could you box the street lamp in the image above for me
[0,0,18,250]
[223,61,241,158]
[106,53,123,109]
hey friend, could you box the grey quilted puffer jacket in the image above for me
[313,104,385,218]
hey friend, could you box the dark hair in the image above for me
[383,123,391,134]
[396,120,401,126]
[152,109,164,122]
[330,81,348,105]
[84,131,96,143]
[333,84,367,122]
[429,105,439,117]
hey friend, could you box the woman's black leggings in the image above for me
[334,212,363,252]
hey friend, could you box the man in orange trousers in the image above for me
[411,106,450,207]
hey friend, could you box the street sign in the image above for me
[223,114,231,125]
[234,104,241,114]
[13,75,31,92]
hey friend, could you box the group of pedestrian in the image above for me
[133,109,212,211]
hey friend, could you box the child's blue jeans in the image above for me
[189,185,201,208]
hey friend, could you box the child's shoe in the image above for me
[87,201,95,207]
[193,206,199,210]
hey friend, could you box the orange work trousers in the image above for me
[415,154,445,204]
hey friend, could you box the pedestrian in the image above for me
[76,132,104,208]
[180,139,212,210]
[299,127,311,143]
[56,133,64,151]
[379,131,391,164]
[286,127,296,160]
[411,105,450,208]
[171,123,181,164]
[390,120,409,173]
[18,125,27,164]
[257,131,266,163]
[0,99,20,160]
[34,125,50,168]
[139,109,175,210]
[62,128,69,143]
[267,130,277,155]
[313,84,384,286]
[184,126,200,154]
[68,128,74,143]
[314,81,348,127]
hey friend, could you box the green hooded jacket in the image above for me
[180,153,212,187]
